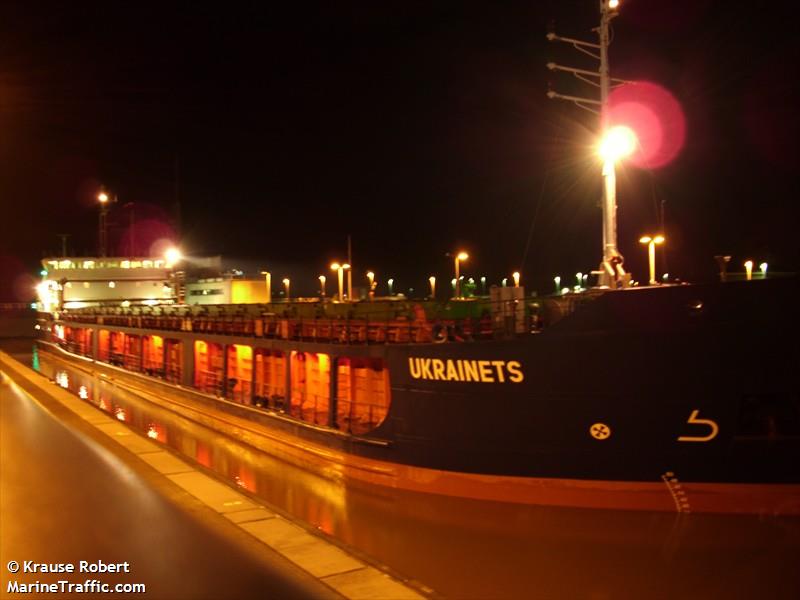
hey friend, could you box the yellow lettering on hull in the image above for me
[408,357,524,383]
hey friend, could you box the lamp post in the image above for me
[639,235,665,285]
[429,276,436,299]
[714,255,732,282]
[388,278,394,296]
[480,276,486,295]
[454,252,468,298]
[744,260,753,281]
[759,262,768,278]
[283,278,290,301]
[576,272,583,289]
[366,271,375,300]
[261,271,272,302]
[512,271,520,288]
[330,263,347,302]
[319,275,326,297]
[97,192,110,257]
[554,275,561,294]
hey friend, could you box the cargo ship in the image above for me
[34,260,800,515]
[30,1,800,515]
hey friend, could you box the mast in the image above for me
[547,0,630,287]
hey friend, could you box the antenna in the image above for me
[56,233,70,257]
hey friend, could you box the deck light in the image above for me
[366,271,376,300]
[554,276,561,293]
[512,272,520,288]
[744,260,753,281]
[319,275,326,297]
[260,271,272,302]
[759,262,768,277]
[454,252,468,298]
[97,191,112,257]
[330,263,347,301]
[388,278,394,296]
[165,247,182,267]
[429,276,436,299]
[282,278,290,300]
[342,263,351,299]
[639,235,664,285]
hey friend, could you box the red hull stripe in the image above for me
[240,423,800,515]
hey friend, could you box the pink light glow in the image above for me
[607,81,686,169]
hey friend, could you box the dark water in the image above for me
[14,345,800,599]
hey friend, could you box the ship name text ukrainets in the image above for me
[408,358,523,383]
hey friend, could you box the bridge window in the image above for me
[142,335,164,376]
[194,340,224,395]
[165,339,182,384]
[69,327,92,357]
[123,334,142,371]
[109,331,125,366]
[335,357,390,435]
[97,330,110,362]
[289,351,330,426]
[226,344,253,405]
[254,349,286,410]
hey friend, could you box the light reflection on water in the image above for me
[32,352,800,599]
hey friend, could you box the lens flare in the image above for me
[599,126,638,161]
[607,81,685,168]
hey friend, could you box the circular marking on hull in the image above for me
[590,422,611,440]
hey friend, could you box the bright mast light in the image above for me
[598,126,637,162]
[165,247,182,267]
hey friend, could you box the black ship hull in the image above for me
[41,277,800,514]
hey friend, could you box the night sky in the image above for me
[1,0,798,301]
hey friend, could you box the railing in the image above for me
[48,313,531,343]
